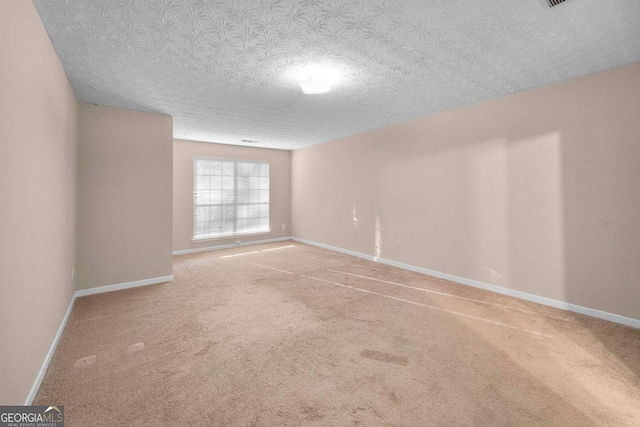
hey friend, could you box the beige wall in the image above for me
[77,104,173,289]
[173,139,291,252]
[292,63,640,320]
[0,1,78,404]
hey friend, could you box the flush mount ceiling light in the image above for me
[294,65,342,95]
[299,79,331,95]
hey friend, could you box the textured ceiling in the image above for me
[34,0,640,150]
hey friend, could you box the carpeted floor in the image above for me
[35,241,640,426]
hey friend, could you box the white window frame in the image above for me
[193,158,270,241]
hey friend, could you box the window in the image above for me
[193,158,269,240]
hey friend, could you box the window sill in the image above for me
[192,230,272,243]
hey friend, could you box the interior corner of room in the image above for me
[1,0,639,423]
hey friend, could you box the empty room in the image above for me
[1,0,640,426]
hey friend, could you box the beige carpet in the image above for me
[35,241,640,426]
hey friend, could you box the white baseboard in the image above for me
[26,273,175,404]
[292,237,640,329]
[25,292,76,405]
[74,275,174,297]
[172,236,293,255]
[28,236,636,405]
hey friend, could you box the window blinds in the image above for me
[194,159,270,240]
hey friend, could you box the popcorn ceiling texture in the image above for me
[34,0,640,150]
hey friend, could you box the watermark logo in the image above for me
[0,406,64,427]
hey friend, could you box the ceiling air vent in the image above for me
[546,0,568,7]
[241,139,260,144]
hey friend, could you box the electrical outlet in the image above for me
[397,242,402,250]
[282,223,286,230]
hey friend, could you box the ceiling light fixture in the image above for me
[299,79,331,95]
[295,65,342,95]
